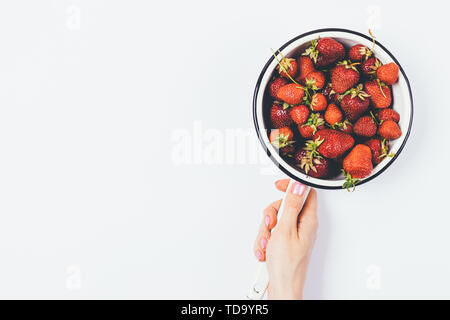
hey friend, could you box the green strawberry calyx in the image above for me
[302,37,320,63]
[378,138,395,160]
[271,133,295,149]
[302,113,324,135]
[273,100,293,110]
[359,45,373,60]
[357,29,376,61]
[330,119,352,130]
[298,137,324,174]
[304,137,324,159]
[337,60,360,73]
[368,58,382,74]
[271,49,307,91]
[305,77,319,91]
[340,83,370,101]
[277,57,295,75]
[341,169,361,192]
[282,102,292,110]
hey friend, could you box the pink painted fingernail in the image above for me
[255,250,262,261]
[291,181,306,195]
[260,238,267,250]
[265,216,270,227]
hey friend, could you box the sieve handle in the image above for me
[246,180,310,300]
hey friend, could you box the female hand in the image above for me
[253,179,318,300]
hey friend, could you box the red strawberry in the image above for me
[377,108,400,123]
[339,84,371,121]
[377,62,399,85]
[324,103,343,125]
[349,44,372,61]
[294,139,334,178]
[270,127,295,155]
[331,61,360,94]
[303,37,345,68]
[298,113,325,138]
[276,83,305,105]
[364,138,394,165]
[361,57,382,76]
[290,105,309,125]
[296,56,315,84]
[365,80,391,108]
[378,120,402,140]
[310,93,327,111]
[269,77,288,98]
[354,116,377,137]
[313,129,355,159]
[364,138,383,165]
[336,119,353,134]
[277,57,298,79]
[343,144,373,178]
[305,71,325,90]
[270,102,293,128]
[321,83,339,103]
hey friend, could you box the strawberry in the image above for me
[270,127,295,155]
[335,119,353,134]
[270,102,293,128]
[290,105,309,125]
[339,84,371,121]
[364,138,394,165]
[310,93,327,111]
[365,80,391,108]
[270,77,288,98]
[364,138,383,165]
[305,71,325,90]
[361,57,382,76]
[378,120,402,140]
[298,113,325,138]
[296,56,315,84]
[377,108,400,123]
[294,138,334,178]
[276,83,305,105]
[303,37,345,68]
[324,103,343,125]
[377,62,399,85]
[331,61,360,94]
[277,57,298,79]
[354,116,377,137]
[349,44,372,61]
[343,144,373,179]
[321,83,339,103]
[313,129,355,159]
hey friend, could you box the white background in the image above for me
[0,0,449,299]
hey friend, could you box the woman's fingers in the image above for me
[254,228,270,261]
[254,200,281,261]
[261,199,281,231]
[255,180,314,260]
[277,181,308,234]
[275,179,290,192]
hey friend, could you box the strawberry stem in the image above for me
[270,48,302,86]
[341,169,360,192]
[368,29,376,55]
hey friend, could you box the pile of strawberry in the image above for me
[267,36,401,190]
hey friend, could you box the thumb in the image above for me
[277,181,308,234]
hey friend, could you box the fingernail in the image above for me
[265,215,270,227]
[260,238,267,250]
[291,181,306,195]
[255,250,262,261]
